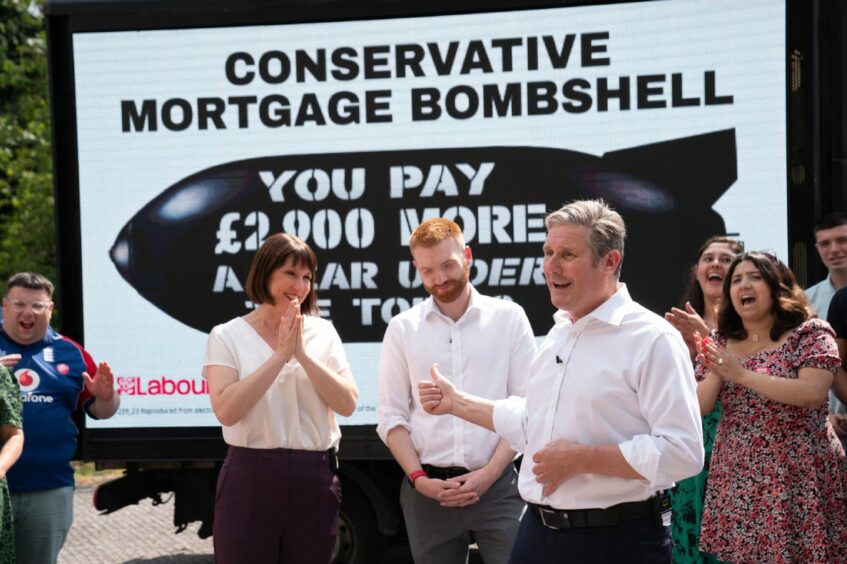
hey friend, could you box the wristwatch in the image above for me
[408,469,427,488]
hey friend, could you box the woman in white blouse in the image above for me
[203,233,358,563]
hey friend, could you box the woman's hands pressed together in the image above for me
[275,299,304,361]
[697,332,746,384]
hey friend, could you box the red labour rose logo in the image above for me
[117,376,141,395]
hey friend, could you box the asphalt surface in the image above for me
[59,486,214,564]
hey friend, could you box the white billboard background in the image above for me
[72,0,786,428]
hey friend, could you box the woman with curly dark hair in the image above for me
[667,236,744,359]
[696,251,847,563]
[665,236,742,564]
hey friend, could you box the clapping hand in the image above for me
[665,302,709,356]
[696,331,744,383]
[276,300,303,361]
[84,361,115,401]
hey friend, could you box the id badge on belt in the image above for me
[657,491,672,527]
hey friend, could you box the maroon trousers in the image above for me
[213,445,341,563]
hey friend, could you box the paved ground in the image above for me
[60,486,214,564]
[58,486,419,563]
[60,484,484,563]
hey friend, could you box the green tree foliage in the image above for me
[0,0,55,287]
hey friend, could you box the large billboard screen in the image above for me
[70,0,786,428]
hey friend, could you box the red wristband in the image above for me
[408,469,428,488]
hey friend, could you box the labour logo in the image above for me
[116,376,141,395]
[15,369,40,392]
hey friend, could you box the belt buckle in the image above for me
[538,507,569,530]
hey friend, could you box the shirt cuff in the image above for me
[375,416,411,444]
[82,396,99,420]
[492,396,528,453]
[618,434,664,486]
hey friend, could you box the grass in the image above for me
[72,462,124,488]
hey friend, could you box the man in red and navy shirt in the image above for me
[0,272,119,564]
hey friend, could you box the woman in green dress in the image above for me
[0,364,23,564]
[664,236,742,563]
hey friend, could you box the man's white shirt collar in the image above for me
[552,283,632,327]
[422,284,483,322]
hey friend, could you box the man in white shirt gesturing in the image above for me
[419,200,704,563]
[377,218,537,564]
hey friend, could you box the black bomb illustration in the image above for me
[111,129,736,340]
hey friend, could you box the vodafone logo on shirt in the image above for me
[15,368,40,392]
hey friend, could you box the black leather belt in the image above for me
[421,465,471,479]
[531,492,670,530]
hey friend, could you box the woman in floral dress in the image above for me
[665,236,742,564]
[696,251,847,563]
[0,364,23,564]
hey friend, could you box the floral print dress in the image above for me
[695,319,847,563]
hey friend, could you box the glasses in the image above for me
[5,300,51,314]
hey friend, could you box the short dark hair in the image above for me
[718,252,811,340]
[245,233,319,314]
[6,272,54,298]
[681,236,744,314]
[814,211,847,234]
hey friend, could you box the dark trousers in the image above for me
[507,504,671,564]
[213,445,341,564]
